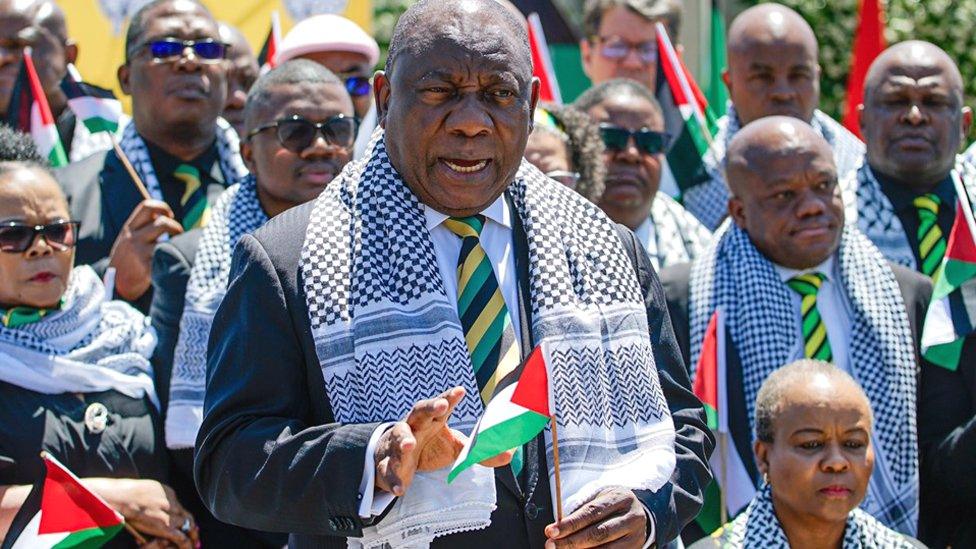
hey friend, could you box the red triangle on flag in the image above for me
[527,13,561,104]
[694,311,720,431]
[946,201,976,264]
[843,0,886,138]
[510,345,551,417]
[38,455,122,535]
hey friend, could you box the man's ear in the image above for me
[528,76,541,133]
[117,63,131,96]
[64,41,78,65]
[961,106,973,140]
[579,39,594,80]
[754,440,770,477]
[240,139,255,174]
[728,195,747,229]
[373,70,390,129]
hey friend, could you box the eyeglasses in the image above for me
[545,170,581,188]
[246,114,358,153]
[135,38,228,63]
[345,76,372,97]
[593,36,658,64]
[0,220,80,253]
[599,124,670,155]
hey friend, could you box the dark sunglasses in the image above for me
[0,220,80,253]
[345,76,372,97]
[136,38,228,63]
[599,124,670,155]
[246,114,358,153]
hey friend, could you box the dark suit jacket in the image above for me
[55,151,226,313]
[148,229,286,549]
[194,200,714,548]
[660,260,932,541]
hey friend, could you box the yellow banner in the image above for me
[59,0,373,111]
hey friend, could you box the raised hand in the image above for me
[108,200,183,300]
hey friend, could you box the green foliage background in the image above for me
[748,0,976,122]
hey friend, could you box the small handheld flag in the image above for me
[921,173,976,370]
[1,453,124,549]
[61,65,123,135]
[3,49,68,167]
[527,13,562,105]
[257,12,282,73]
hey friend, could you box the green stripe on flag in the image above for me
[52,524,124,548]
[48,142,68,168]
[703,403,718,431]
[696,480,724,536]
[448,411,549,483]
[668,114,711,193]
[81,116,119,135]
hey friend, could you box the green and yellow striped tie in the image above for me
[174,164,210,230]
[786,273,833,362]
[445,215,525,475]
[914,193,947,278]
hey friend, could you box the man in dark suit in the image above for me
[195,1,712,548]
[55,0,247,311]
[149,59,354,548]
[660,117,930,538]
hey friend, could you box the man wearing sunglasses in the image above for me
[147,59,353,548]
[575,79,712,272]
[0,0,122,162]
[681,3,865,232]
[57,0,248,312]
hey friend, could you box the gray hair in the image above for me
[754,359,872,443]
[582,0,682,40]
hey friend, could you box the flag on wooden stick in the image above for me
[61,65,123,135]
[3,49,67,167]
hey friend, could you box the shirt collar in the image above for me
[143,135,220,180]
[774,255,836,284]
[424,193,512,232]
[870,166,956,213]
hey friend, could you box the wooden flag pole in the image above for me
[108,132,151,201]
[550,414,564,522]
[718,432,729,525]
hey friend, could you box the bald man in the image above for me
[850,41,976,549]
[0,0,123,161]
[661,117,929,539]
[680,3,865,231]
[218,22,259,138]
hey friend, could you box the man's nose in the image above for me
[620,47,645,70]
[300,133,340,159]
[445,94,492,138]
[796,189,827,217]
[769,76,796,101]
[612,137,643,164]
[174,46,202,71]
[903,104,927,125]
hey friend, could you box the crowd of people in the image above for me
[0,0,973,547]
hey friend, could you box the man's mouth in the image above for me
[29,271,56,283]
[299,163,337,185]
[441,158,491,174]
[792,224,834,239]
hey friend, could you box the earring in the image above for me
[762,472,769,485]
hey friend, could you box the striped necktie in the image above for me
[913,193,947,278]
[786,272,833,362]
[174,164,210,230]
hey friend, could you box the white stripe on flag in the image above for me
[10,512,70,549]
[29,103,58,158]
[922,296,957,350]
[67,96,122,123]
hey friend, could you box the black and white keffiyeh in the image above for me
[118,117,248,200]
[712,484,917,548]
[683,104,866,231]
[689,222,919,535]
[165,176,268,449]
[646,192,713,270]
[843,158,976,270]
[0,265,157,405]
[301,130,676,546]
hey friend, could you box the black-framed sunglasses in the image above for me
[0,220,80,253]
[246,114,358,153]
[345,75,372,97]
[599,124,671,155]
[135,38,228,63]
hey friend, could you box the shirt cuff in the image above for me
[641,503,656,549]
[358,422,397,518]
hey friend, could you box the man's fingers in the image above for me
[545,492,630,539]
[406,386,465,431]
[125,200,175,231]
[545,513,640,549]
[375,423,417,496]
[133,216,183,243]
[129,520,191,549]
[478,449,514,468]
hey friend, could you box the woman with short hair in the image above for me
[524,102,606,202]
[0,153,197,548]
[691,360,924,548]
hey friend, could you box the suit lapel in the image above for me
[100,152,146,238]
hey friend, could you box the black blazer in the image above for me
[194,200,714,549]
[55,151,226,313]
[660,260,932,540]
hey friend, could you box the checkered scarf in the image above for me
[301,130,676,544]
[683,104,866,231]
[689,222,919,535]
[0,265,157,405]
[117,117,248,201]
[647,192,713,271]
[165,176,268,449]
[713,484,917,548]
[843,158,976,270]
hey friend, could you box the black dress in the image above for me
[0,380,168,547]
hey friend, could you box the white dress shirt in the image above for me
[774,256,854,373]
[634,217,659,269]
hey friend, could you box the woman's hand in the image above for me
[86,478,199,549]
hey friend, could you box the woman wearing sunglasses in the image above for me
[0,154,198,548]
[524,103,606,203]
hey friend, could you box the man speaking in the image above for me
[194,2,711,547]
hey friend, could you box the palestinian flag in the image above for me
[694,311,723,431]
[1,453,124,549]
[527,12,562,104]
[705,0,728,118]
[257,11,282,73]
[448,345,552,483]
[61,65,122,135]
[655,22,716,196]
[2,49,67,167]
[921,177,976,371]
